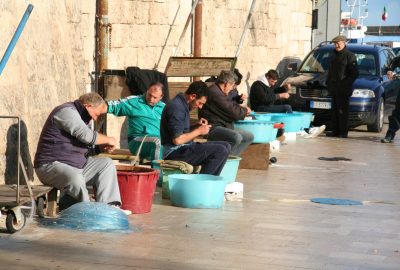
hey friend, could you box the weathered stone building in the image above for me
[0,0,312,184]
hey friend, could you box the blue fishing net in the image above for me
[311,198,363,205]
[40,202,133,232]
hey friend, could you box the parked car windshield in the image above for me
[299,49,377,76]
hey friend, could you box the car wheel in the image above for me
[367,98,384,132]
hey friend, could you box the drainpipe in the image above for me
[193,0,202,81]
[95,0,109,92]
[95,0,109,133]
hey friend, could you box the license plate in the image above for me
[310,101,331,109]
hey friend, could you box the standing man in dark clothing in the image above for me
[199,70,253,156]
[160,81,231,175]
[249,69,292,113]
[326,35,359,138]
[381,56,400,143]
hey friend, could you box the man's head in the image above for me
[216,70,236,95]
[185,81,209,110]
[233,68,243,86]
[145,82,164,106]
[332,35,347,52]
[265,69,279,87]
[79,92,107,121]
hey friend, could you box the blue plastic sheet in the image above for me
[40,202,133,232]
[311,198,363,205]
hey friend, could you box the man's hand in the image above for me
[283,82,291,91]
[198,118,208,126]
[245,106,252,115]
[197,124,211,135]
[103,137,117,153]
[279,93,290,99]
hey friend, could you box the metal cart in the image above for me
[0,116,52,233]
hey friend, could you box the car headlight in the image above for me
[351,89,375,98]
[290,86,297,94]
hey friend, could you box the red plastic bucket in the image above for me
[116,165,159,214]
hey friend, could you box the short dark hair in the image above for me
[185,81,209,99]
[265,69,279,80]
[234,68,243,85]
[148,82,164,91]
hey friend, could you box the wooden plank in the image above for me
[239,143,270,170]
[165,57,237,77]
[46,188,58,217]
[0,185,53,207]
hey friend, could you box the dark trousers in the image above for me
[165,141,231,176]
[254,104,292,113]
[207,126,254,156]
[331,95,350,136]
[387,93,400,138]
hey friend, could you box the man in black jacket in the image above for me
[326,35,359,138]
[249,69,292,113]
[199,70,253,156]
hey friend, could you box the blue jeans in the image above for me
[207,126,254,156]
[165,141,231,175]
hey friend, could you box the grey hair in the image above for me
[216,70,237,84]
[79,92,105,107]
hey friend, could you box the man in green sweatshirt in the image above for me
[107,82,165,160]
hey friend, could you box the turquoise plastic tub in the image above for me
[292,112,314,130]
[219,156,242,183]
[168,174,226,208]
[234,120,278,143]
[251,112,272,121]
[270,113,303,132]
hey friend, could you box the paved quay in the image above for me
[0,129,399,270]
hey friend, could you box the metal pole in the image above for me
[96,0,109,75]
[174,0,200,56]
[235,0,257,59]
[0,4,34,76]
[154,4,181,70]
[193,0,203,81]
[17,117,21,204]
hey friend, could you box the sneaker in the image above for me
[304,125,326,138]
[381,132,395,143]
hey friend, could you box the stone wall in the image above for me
[0,0,311,184]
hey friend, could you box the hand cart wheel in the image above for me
[6,209,26,233]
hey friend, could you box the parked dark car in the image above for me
[283,43,397,132]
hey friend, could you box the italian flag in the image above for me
[382,6,388,21]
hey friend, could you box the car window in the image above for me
[356,53,377,76]
[299,50,331,73]
[379,50,391,76]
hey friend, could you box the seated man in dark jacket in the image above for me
[160,81,230,175]
[249,69,292,113]
[199,70,253,156]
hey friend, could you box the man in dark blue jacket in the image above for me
[160,81,230,175]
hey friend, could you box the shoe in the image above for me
[304,125,326,138]
[381,137,393,143]
[338,133,348,138]
[109,203,132,215]
[381,131,395,143]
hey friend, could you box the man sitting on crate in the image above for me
[199,70,254,156]
[160,81,231,175]
[249,69,292,113]
[34,93,129,214]
[107,82,165,160]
